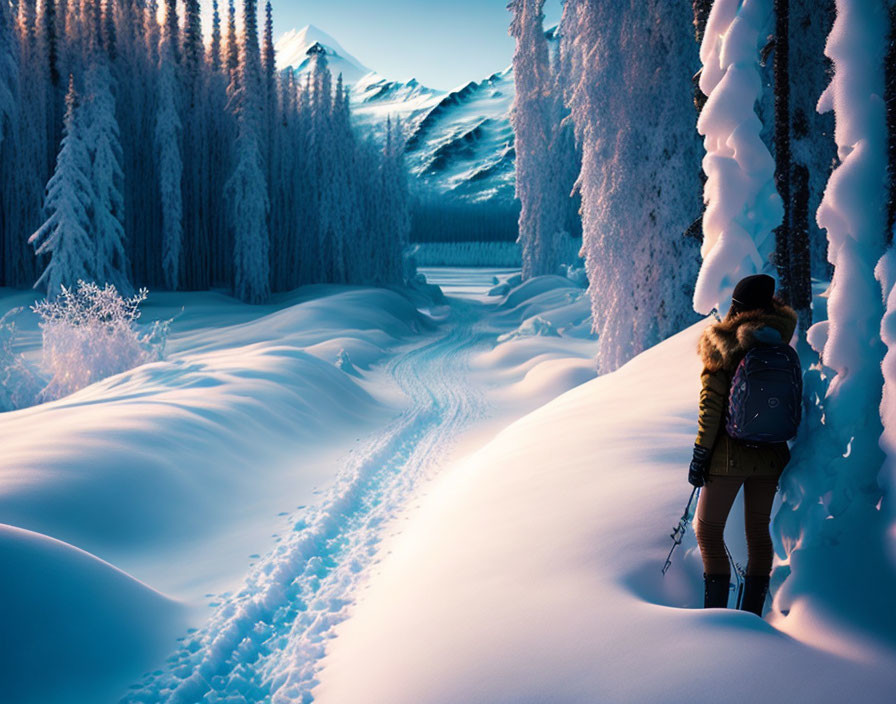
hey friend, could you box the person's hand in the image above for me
[688,444,711,487]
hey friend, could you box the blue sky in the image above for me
[267,0,563,91]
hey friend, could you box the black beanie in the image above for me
[731,274,775,311]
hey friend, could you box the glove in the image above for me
[688,444,711,487]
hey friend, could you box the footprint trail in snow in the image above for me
[122,300,488,704]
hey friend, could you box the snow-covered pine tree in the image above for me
[102,0,116,60]
[163,0,179,63]
[155,30,183,290]
[269,71,295,291]
[29,77,95,296]
[39,0,62,182]
[0,0,19,285]
[3,0,50,287]
[509,0,567,280]
[41,0,60,87]
[0,0,18,151]
[261,0,275,96]
[384,116,411,284]
[20,0,38,49]
[308,43,334,281]
[331,74,363,285]
[144,0,160,64]
[225,0,269,303]
[874,0,896,589]
[181,0,212,290]
[84,50,130,291]
[183,0,202,82]
[775,0,891,624]
[209,0,222,72]
[561,0,702,372]
[691,0,782,316]
[119,0,163,287]
[225,0,238,80]
[205,0,234,288]
[549,28,582,256]
[260,0,276,262]
[0,0,409,293]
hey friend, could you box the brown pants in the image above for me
[694,474,778,577]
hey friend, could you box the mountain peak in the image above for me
[275,25,371,83]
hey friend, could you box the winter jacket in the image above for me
[695,301,798,477]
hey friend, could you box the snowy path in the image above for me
[123,299,490,704]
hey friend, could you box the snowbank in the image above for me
[315,319,896,703]
[473,274,597,408]
[0,524,187,704]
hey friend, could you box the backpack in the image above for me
[725,343,802,444]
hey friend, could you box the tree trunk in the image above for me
[774,0,793,304]
[886,1,896,245]
[692,0,712,114]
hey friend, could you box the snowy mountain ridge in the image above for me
[274,24,545,204]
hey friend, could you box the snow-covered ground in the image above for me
[6,268,891,704]
[0,269,597,704]
[315,318,896,704]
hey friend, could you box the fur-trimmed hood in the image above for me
[698,301,798,373]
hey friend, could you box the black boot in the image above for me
[704,573,729,608]
[740,575,770,617]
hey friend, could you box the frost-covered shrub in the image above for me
[32,281,167,401]
[562,264,588,288]
[0,310,42,411]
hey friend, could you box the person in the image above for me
[688,274,798,615]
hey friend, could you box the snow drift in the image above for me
[0,524,187,704]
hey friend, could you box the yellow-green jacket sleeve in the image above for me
[696,369,728,449]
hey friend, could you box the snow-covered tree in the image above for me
[692,0,783,316]
[225,0,269,303]
[0,0,410,295]
[790,0,836,281]
[0,0,18,150]
[209,0,222,71]
[509,0,568,280]
[774,0,890,626]
[155,32,183,290]
[41,0,60,87]
[225,0,238,78]
[102,0,116,60]
[2,0,50,288]
[163,0,179,63]
[375,116,411,284]
[29,78,95,296]
[84,55,129,291]
[261,0,275,94]
[773,0,830,332]
[561,0,702,372]
[183,0,202,83]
